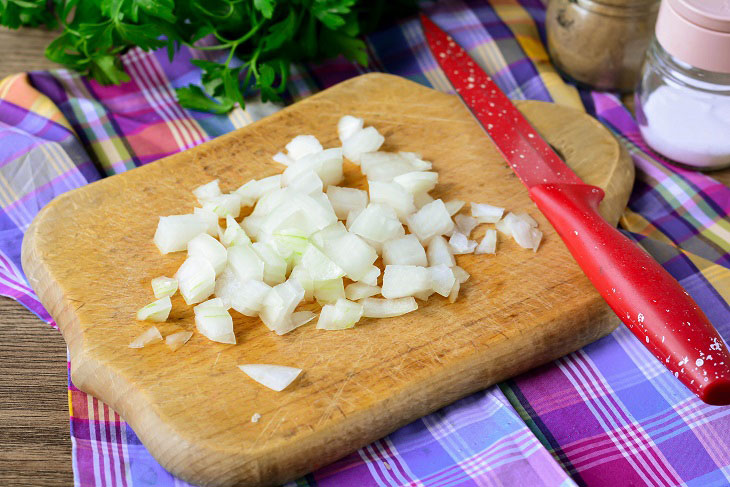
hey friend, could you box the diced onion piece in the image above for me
[453,266,470,283]
[444,200,466,216]
[194,298,235,344]
[301,245,345,281]
[259,279,304,334]
[203,193,242,218]
[151,276,177,299]
[194,207,220,236]
[343,126,384,164]
[360,266,381,286]
[314,277,345,305]
[475,229,497,254]
[310,221,347,248]
[282,148,343,187]
[285,135,322,161]
[235,175,281,207]
[136,296,172,322]
[530,228,543,252]
[166,331,193,351]
[427,235,456,267]
[407,199,454,242]
[252,242,288,285]
[215,268,271,316]
[361,297,417,318]
[413,289,435,301]
[193,179,221,204]
[270,229,308,266]
[326,186,368,220]
[154,214,208,254]
[238,279,273,316]
[513,212,538,227]
[228,243,265,282]
[316,298,363,330]
[316,230,377,281]
[188,233,227,276]
[495,218,511,236]
[291,311,316,329]
[175,255,216,305]
[448,280,460,303]
[360,152,415,182]
[398,152,433,170]
[454,215,479,237]
[508,219,535,250]
[288,169,323,194]
[221,215,251,247]
[449,231,478,254]
[338,115,364,143]
[129,326,163,348]
[273,151,294,166]
[345,282,381,301]
[368,181,415,222]
[345,208,362,229]
[239,364,302,391]
[429,265,456,297]
[471,203,505,223]
[382,234,427,266]
[289,265,314,301]
[414,192,435,209]
[349,203,405,247]
[382,265,432,299]
[393,171,438,195]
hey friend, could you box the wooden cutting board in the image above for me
[22,73,634,487]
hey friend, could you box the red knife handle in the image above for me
[530,182,730,405]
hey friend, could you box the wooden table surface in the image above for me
[1,25,729,487]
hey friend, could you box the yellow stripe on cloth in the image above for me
[0,73,76,132]
[490,0,583,110]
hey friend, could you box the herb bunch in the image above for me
[1,0,417,113]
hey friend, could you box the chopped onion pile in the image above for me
[136,115,545,389]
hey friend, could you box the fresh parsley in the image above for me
[1,0,417,113]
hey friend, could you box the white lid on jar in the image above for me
[655,0,730,73]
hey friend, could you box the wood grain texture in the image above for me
[0,297,73,487]
[21,73,633,487]
[0,27,60,78]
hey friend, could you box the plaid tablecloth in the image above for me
[2,0,730,485]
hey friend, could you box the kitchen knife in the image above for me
[421,14,730,405]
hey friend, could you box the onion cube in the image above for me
[345,282,381,301]
[338,115,364,143]
[475,229,497,254]
[129,326,163,348]
[151,276,177,299]
[227,244,265,282]
[381,265,432,299]
[426,235,456,267]
[285,135,322,161]
[175,255,216,305]
[239,364,302,391]
[193,179,221,204]
[361,297,418,318]
[194,298,235,344]
[429,265,456,297]
[407,199,454,242]
[343,126,384,163]
[154,214,208,254]
[259,279,305,334]
[368,181,415,221]
[471,203,505,223]
[188,233,227,276]
[136,296,172,322]
[326,186,368,219]
[316,298,363,330]
[382,234,427,266]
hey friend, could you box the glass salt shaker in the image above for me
[635,0,730,170]
[546,0,660,92]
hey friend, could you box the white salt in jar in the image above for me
[635,0,730,170]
